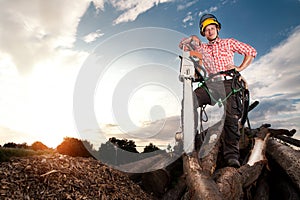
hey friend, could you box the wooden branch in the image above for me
[266,139,300,191]
[247,129,270,166]
[269,128,296,137]
[40,169,60,177]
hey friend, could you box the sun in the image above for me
[22,60,81,149]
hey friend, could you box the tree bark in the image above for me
[162,175,187,200]
[266,139,300,191]
[214,125,270,200]
[142,168,170,197]
[183,152,223,200]
[183,121,224,199]
[182,124,297,199]
[275,135,300,147]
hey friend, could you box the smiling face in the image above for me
[203,24,219,41]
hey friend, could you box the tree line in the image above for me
[1,137,171,165]
[1,141,49,151]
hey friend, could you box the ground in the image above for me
[0,153,155,200]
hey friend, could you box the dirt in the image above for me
[0,153,155,200]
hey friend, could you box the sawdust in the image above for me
[0,153,155,200]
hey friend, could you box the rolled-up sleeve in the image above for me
[229,38,257,58]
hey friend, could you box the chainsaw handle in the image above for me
[190,51,203,60]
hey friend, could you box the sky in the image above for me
[0,0,300,151]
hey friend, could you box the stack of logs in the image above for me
[129,124,300,200]
[181,125,300,200]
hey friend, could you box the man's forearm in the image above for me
[237,55,254,72]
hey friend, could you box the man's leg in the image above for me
[193,86,211,149]
[194,86,211,107]
[223,80,242,167]
[223,115,240,167]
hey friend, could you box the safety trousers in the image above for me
[194,79,242,161]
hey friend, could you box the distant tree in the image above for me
[98,141,117,165]
[166,144,172,152]
[98,137,140,165]
[3,142,29,149]
[16,142,29,149]
[3,142,17,148]
[82,140,95,153]
[109,137,139,153]
[57,137,93,157]
[142,143,159,153]
[31,141,49,151]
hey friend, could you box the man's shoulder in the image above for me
[218,38,238,42]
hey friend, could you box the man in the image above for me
[179,13,257,167]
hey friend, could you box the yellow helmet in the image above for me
[199,14,221,36]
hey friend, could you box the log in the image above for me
[253,170,269,200]
[214,126,298,199]
[161,175,187,200]
[275,135,300,147]
[214,161,265,200]
[183,152,223,200]
[269,128,296,137]
[266,139,300,191]
[267,157,300,200]
[247,128,270,166]
[125,155,184,198]
[182,124,294,199]
[214,125,270,199]
[142,169,170,197]
[183,121,224,199]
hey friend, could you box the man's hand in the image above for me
[190,35,201,46]
[179,35,201,51]
[226,55,254,72]
[226,64,239,71]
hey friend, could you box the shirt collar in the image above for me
[208,37,221,45]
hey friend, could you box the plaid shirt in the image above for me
[194,37,257,74]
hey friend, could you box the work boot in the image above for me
[227,159,240,168]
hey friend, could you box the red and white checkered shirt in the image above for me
[194,37,257,74]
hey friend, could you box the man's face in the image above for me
[204,24,219,41]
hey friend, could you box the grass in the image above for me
[0,147,54,162]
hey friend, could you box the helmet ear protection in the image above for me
[199,14,221,36]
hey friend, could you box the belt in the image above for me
[211,76,233,82]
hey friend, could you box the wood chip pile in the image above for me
[0,153,154,200]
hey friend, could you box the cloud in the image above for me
[249,97,297,120]
[97,116,181,149]
[0,0,91,74]
[177,0,197,11]
[93,0,106,10]
[0,126,30,145]
[182,11,194,27]
[110,0,174,25]
[0,1,91,147]
[244,26,300,131]
[244,26,300,98]
[198,6,218,17]
[82,29,104,43]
